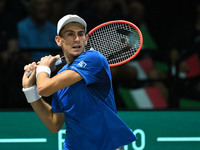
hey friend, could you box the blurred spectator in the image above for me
[111,0,161,82]
[0,0,18,64]
[127,0,158,49]
[80,0,126,31]
[111,0,169,108]
[62,0,81,16]
[169,1,200,107]
[17,0,59,62]
[169,1,200,77]
[4,0,27,21]
[48,0,65,25]
[48,0,82,25]
[0,0,18,108]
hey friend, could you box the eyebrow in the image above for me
[60,29,85,37]
[65,30,85,33]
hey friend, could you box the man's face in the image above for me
[57,23,88,58]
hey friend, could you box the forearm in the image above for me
[22,62,64,133]
[36,66,59,97]
[30,98,62,133]
[36,73,53,96]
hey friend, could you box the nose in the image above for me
[74,34,80,42]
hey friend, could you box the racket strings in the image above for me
[86,22,141,65]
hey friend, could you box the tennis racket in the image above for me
[86,20,143,67]
[26,20,143,76]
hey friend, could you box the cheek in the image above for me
[84,36,88,46]
[81,37,87,46]
[61,38,71,47]
[84,40,87,46]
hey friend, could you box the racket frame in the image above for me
[87,20,143,67]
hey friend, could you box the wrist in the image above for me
[22,85,41,103]
[23,84,35,89]
[36,66,51,78]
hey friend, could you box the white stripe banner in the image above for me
[0,138,47,143]
[130,88,153,109]
[157,137,200,142]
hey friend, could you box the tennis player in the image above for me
[22,14,137,150]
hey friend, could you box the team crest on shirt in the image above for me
[77,60,87,68]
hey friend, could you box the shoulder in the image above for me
[70,50,106,69]
[81,50,106,61]
[83,50,100,55]
[80,50,107,65]
[74,50,109,71]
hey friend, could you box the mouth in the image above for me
[72,45,81,49]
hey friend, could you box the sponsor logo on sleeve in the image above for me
[77,60,87,68]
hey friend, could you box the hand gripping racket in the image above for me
[26,20,143,76]
[25,56,66,76]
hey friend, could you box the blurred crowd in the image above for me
[0,0,200,110]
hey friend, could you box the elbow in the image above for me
[49,129,59,134]
[48,127,61,134]
[37,86,52,97]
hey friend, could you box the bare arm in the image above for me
[36,55,83,97]
[30,98,64,133]
[37,70,83,97]
[22,62,64,133]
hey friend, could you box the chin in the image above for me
[74,49,84,54]
[72,51,83,57]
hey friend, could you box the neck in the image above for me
[64,49,85,65]
[65,56,76,65]
[64,53,80,65]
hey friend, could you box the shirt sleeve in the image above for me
[51,92,63,113]
[69,50,104,85]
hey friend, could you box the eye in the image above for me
[78,32,85,36]
[67,32,74,36]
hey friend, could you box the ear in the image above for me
[55,36,62,47]
[85,35,89,46]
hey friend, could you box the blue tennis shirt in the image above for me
[52,50,137,150]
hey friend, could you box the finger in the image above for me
[26,65,31,72]
[26,64,33,71]
[24,65,28,71]
[52,54,60,62]
[55,54,60,59]
[24,62,36,75]
[32,62,37,67]
[23,70,29,78]
[41,56,48,61]
[25,70,33,77]
[25,64,36,77]
[55,55,61,62]
[26,64,33,75]
[30,64,33,70]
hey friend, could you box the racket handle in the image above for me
[25,56,65,77]
[25,70,33,77]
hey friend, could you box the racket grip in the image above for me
[25,56,65,77]
[25,70,33,77]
